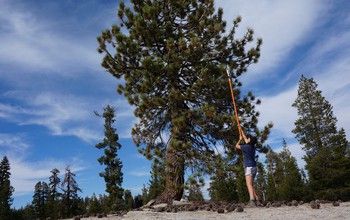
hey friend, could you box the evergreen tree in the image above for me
[255,162,267,201]
[32,181,49,220]
[266,172,277,201]
[292,75,350,200]
[123,190,134,210]
[147,150,165,202]
[95,105,124,209]
[278,140,305,201]
[265,148,283,201]
[48,168,61,219]
[235,158,249,202]
[185,174,205,202]
[98,0,271,203]
[209,155,237,202]
[60,166,82,218]
[0,156,14,220]
[87,194,102,215]
[141,185,149,205]
[12,204,35,220]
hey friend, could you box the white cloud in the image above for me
[1,91,136,142]
[128,171,150,177]
[0,0,102,76]
[0,133,30,153]
[128,164,151,177]
[257,86,298,139]
[216,0,326,82]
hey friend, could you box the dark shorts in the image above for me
[245,166,258,178]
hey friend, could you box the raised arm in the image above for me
[241,130,249,144]
[235,135,243,150]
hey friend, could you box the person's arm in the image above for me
[235,135,243,150]
[241,130,249,144]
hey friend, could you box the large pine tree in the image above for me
[98,0,271,202]
[0,156,14,220]
[95,105,124,209]
[292,75,350,200]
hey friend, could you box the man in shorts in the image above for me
[235,131,262,207]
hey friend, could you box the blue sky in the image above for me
[0,0,349,209]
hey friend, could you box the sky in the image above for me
[0,0,349,209]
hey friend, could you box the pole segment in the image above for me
[226,66,243,137]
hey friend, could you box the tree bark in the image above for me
[155,143,184,204]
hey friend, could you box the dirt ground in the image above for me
[77,201,350,220]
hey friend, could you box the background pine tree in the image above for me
[147,158,165,202]
[292,75,350,200]
[278,140,306,201]
[60,166,82,218]
[0,156,14,220]
[123,190,134,210]
[97,0,271,203]
[208,155,238,202]
[95,105,124,210]
[48,168,61,219]
[265,148,284,201]
[255,162,267,201]
[32,181,49,219]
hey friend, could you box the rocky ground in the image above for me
[70,200,350,220]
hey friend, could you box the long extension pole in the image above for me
[226,66,243,137]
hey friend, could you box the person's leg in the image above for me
[245,175,255,201]
[251,167,263,206]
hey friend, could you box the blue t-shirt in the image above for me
[240,144,256,167]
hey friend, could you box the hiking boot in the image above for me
[246,200,257,208]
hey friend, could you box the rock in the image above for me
[266,202,271,208]
[155,207,166,212]
[332,201,340,206]
[291,200,299,206]
[235,205,244,212]
[272,202,281,207]
[187,205,196,211]
[226,205,235,212]
[310,200,320,209]
[217,208,225,213]
[299,201,304,205]
[172,200,193,206]
[153,203,168,209]
[145,199,156,207]
[256,200,264,207]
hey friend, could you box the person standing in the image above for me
[235,131,262,207]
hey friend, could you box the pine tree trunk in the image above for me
[155,144,184,204]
